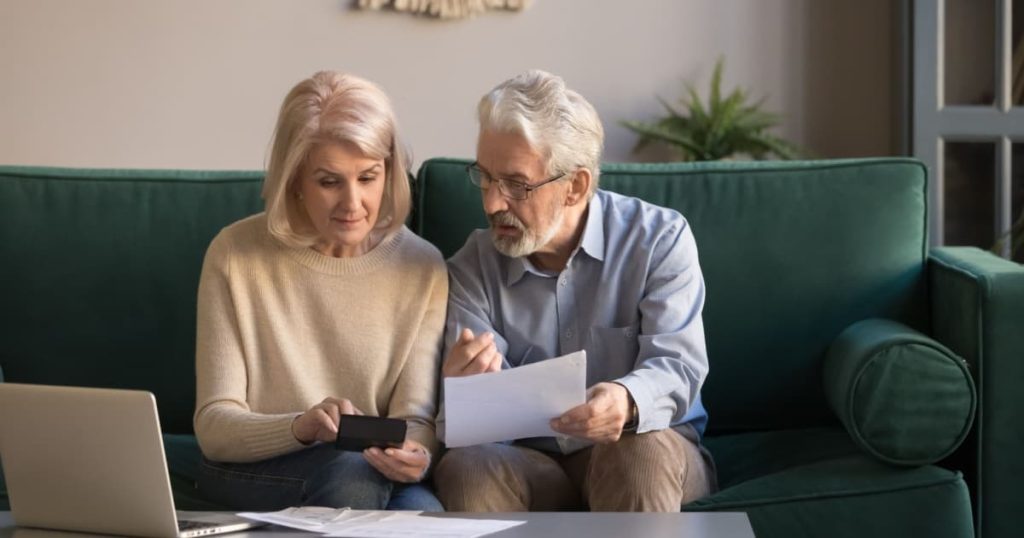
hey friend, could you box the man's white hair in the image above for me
[477,70,604,195]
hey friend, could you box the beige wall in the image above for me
[0,0,898,170]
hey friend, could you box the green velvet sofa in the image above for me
[1,158,1021,538]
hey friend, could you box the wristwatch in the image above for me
[622,394,640,433]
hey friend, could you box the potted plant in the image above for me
[622,58,801,161]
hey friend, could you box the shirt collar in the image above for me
[506,250,549,286]
[504,192,606,286]
[506,255,531,286]
[578,191,606,263]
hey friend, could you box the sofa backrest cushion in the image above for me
[415,157,930,434]
[0,166,264,434]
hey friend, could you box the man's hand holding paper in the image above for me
[550,381,633,443]
[442,350,587,447]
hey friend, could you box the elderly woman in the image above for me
[193,71,446,511]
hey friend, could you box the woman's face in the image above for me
[296,141,387,257]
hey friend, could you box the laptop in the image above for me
[0,383,265,538]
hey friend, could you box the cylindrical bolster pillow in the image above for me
[823,318,976,466]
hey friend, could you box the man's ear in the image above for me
[565,168,592,206]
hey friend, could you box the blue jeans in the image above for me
[197,444,442,512]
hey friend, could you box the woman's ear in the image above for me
[566,168,592,206]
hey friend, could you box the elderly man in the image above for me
[434,70,715,512]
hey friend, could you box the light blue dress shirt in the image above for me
[445,189,709,452]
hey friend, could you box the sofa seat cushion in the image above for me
[703,427,860,488]
[691,429,974,538]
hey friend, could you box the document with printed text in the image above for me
[237,507,525,538]
[324,513,524,537]
[237,507,407,533]
[443,350,587,447]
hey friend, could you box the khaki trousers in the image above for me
[434,428,715,512]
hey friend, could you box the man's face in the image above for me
[475,129,568,258]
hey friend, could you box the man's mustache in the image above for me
[488,211,525,231]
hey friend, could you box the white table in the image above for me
[0,510,755,538]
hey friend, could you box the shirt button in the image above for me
[559,276,567,287]
[625,328,634,338]
[566,329,573,339]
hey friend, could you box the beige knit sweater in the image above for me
[193,214,447,463]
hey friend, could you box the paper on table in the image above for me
[238,508,523,538]
[443,350,587,448]
[238,507,415,533]
[325,513,525,538]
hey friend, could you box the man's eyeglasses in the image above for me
[466,163,566,201]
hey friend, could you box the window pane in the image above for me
[945,0,996,107]
[944,142,996,247]
[1010,143,1024,262]
[1014,0,1024,106]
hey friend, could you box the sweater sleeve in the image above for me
[192,232,305,463]
[386,253,447,459]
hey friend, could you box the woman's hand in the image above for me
[291,397,363,444]
[363,440,431,483]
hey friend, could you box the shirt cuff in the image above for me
[612,374,655,434]
[612,381,639,432]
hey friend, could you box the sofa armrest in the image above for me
[929,246,1024,538]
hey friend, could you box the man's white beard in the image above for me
[489,205,565,258]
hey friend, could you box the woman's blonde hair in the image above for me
[263,71,411,247]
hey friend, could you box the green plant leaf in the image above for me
[1012,207,1024,232]
[622,58,802,161]
[707,89,748,154]
[684,84,708,129]
[732,96,780,127]
[1009,228,1024,258]
[749,132,801,159]
[620,120,656,153]
[733,111,780,133]
[709,57,724,117]
[991,236,1007,256]
[1012,210,1024,259]
[990,206,1024,258]
[656,96,685,120]
[621,120,705,160]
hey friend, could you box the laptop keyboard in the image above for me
[178,520,219,532]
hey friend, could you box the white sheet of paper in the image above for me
[325,514,525,538]
[238,507,416,533]
[443,350,587,448]
[238,508,523,538]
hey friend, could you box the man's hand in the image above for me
[291,397,363,445]
[363,440,431,483]
[550,382,632,443]
[442,328,503,378]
